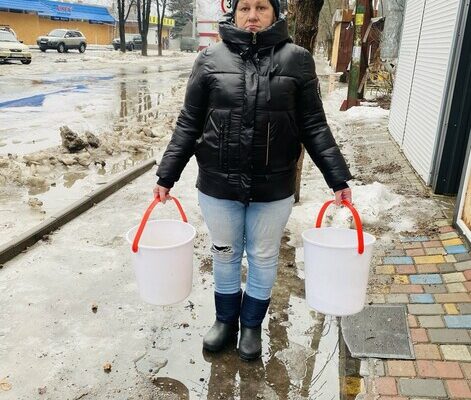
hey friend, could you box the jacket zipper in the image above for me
[266,122,270,166]
[209,115,227,170]
[219,122,225,169]
[252,32,257,44]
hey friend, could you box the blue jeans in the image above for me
[198,191,294,300]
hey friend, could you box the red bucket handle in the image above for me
[315,200,365,255]
[132,196,188,253]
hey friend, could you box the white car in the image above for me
[37,29,87,53]
[0,30,32,65]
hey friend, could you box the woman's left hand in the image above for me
[334,188,352,206]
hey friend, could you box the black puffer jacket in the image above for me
[157,15,352,203]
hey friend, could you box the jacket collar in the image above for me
[218,13,290,48]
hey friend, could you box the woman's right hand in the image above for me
[153,184,171,204]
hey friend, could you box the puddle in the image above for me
[0,85,88,108]
[0,148,157,245]
[148,234,356,399]
[119,78,157,123]
[0,65,190,156]
[153,377,190,399]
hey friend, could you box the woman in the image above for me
[154,0,353,361]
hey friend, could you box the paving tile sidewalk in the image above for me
[359,226,471,399]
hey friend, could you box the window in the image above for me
[49,29,66,37]
[0,31,17,42]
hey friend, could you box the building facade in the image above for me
[388,0,471,239]
[197,20,219,50]
[0,0,115,45]
[147,15,175,48]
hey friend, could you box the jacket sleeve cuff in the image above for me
[157,177,174,189]
[332,182,349,192]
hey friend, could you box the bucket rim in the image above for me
[302,226,376,250]
[125,219,196,251]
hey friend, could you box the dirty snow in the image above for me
[0,50,196,244]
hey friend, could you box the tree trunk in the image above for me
[293,0,324,53]
[291,0,324,203]
[137,0,151,56]
[117,0,126,53]
[157,0,167,56]
[157,1,162,56]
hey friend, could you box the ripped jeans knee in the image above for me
[210,243,234,261]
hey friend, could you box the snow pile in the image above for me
[322,87,390,123]
[345,105,390,121]
[352,181,404,225]
[286,181,418,249]
[0,78,187,191]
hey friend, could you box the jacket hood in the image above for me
[219,12,290,48]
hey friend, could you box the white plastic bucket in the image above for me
[302,200,376,316]
[126,197,196,305]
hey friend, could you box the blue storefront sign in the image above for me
[0,0,115,24]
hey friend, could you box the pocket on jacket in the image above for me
[195,109,231,172]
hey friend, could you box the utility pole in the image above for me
[340,0,372,111]
[192,0,197,39]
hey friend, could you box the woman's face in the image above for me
[234,0,276,33]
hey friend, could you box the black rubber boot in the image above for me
[238,293,270,361]
[238,325,263,361]
[203,290,242,352]
[203,320,239,352]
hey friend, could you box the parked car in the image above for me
[37,29,87,53]
[112,34,142,51]
[0,29,32,64]
[180,37,198,52]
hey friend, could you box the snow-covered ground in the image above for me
[0,50,196,245]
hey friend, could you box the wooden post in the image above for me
[340,0,371,111]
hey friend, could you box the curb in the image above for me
[0,159,156,265]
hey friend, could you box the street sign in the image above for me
[221,0,233,13]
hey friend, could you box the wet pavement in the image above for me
[0,60,355,398]
[0,163,349,400]
[0,54,411,399]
